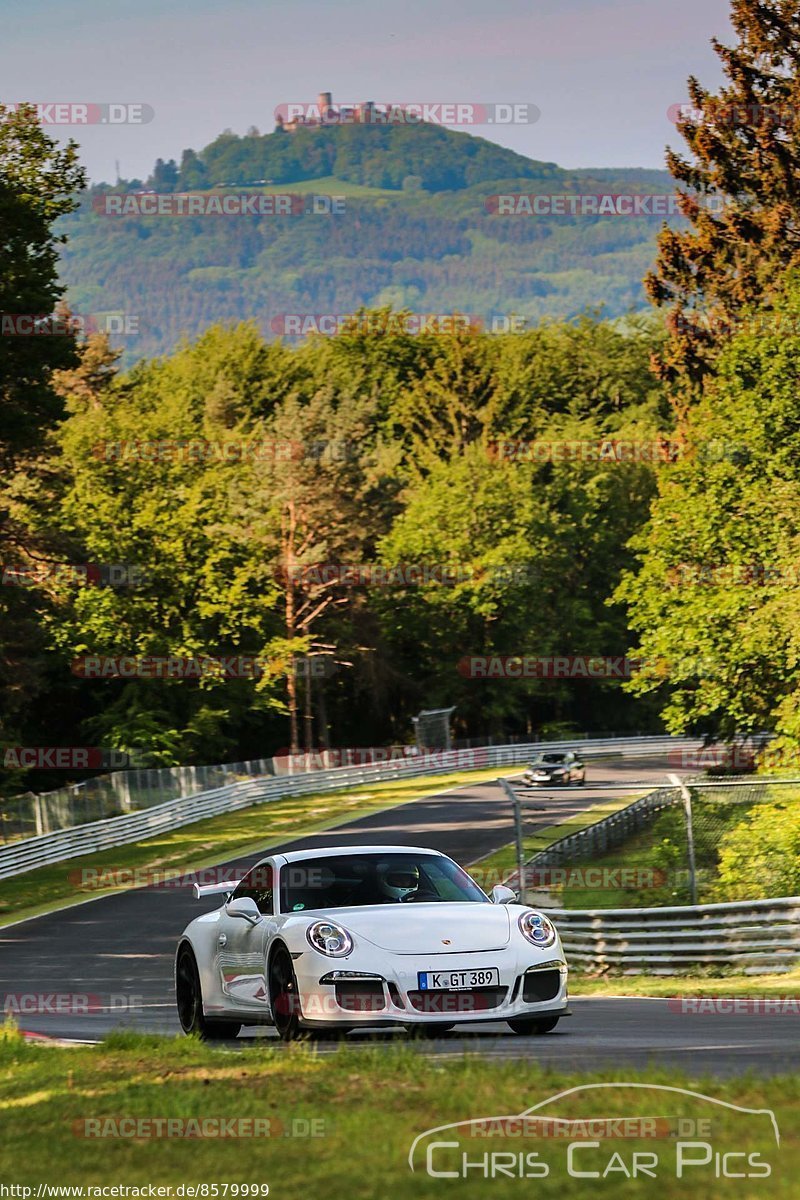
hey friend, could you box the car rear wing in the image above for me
[193,880,242,899]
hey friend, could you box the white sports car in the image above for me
[175,844,569,1040]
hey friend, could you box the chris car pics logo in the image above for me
[408,1084,779,1180]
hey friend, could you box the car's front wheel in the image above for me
[176,945,241,1040]
[507,1016,560,1035]
[269,946,303,1041]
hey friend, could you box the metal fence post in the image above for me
[669,773,697,905]
[499,778,525,900]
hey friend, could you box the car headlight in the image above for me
[518,911,557,948]
[306,920,353,957]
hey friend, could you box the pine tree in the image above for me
[0,105,85,472]
[647,0,800,399]
[53,331,121,412]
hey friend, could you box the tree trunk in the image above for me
[283,500,300,753]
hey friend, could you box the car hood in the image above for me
[526,764,566,774]
[316,903,512,954]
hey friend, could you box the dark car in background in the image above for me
[522,751,586,787]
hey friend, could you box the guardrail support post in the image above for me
[499,778,525,901]
[669,773,697,906]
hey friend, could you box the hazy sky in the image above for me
[2,0,733,183]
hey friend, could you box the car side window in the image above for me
[232,863,274,915]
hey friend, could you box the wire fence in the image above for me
[506,776,800,909]
[0,758,276,843]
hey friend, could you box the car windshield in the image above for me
[279,853,489,912]
[533,753,567,765]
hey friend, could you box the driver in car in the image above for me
[376,863,421,902]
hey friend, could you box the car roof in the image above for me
[276,844,446,864]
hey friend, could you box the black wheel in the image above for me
[176,945,241,1040]
[578,775,586,786]
[507,1016,560,1035]
[269,946,303,1041]
[405,1023,455,1038]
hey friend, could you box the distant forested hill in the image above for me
[58,122,676,362]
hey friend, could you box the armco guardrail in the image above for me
[0,735,700,880]
[522,784,682,877]
[550,896,800,974]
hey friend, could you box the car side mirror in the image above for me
[226,896,262,925]
[491,884,517,905]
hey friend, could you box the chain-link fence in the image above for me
[0,758,276,843]
[505,776,800,909]
[1,741,458,843]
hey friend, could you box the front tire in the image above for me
[507,1016,560,1035]
[269,946,303,1041]
[176,945,241,1040]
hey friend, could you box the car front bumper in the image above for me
[290,946,569,1028]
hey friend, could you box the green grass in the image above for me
[555,825,681,908]
[215,175,406,199]
[571,965,800,997]
[554,789,784,909]
[0,1029,796,1195]
[468,794,637,887]
[0,765,514,928]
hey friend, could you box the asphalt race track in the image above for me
[1,755,797,1074]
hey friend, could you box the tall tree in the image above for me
[0,105,85,790]
[0,104,85,486]
[647,0,800,400]
[618,278,800,744]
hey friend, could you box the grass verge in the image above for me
[468,794,636,885]
[0,1029,795,1195]
[571,965,800,998]
[0,765,513,928]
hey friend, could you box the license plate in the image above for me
[417,967,500,991]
